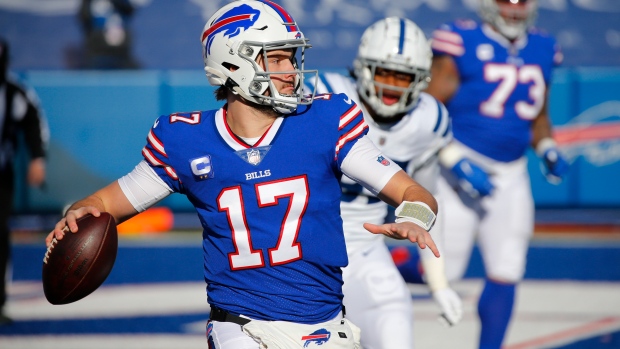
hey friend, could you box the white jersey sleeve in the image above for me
[341,135,401,197]
[117,160,173,212]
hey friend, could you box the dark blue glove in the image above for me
[451,158,494,198]
[541,147,569,184]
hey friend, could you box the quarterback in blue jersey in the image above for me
[420,0,570,348]
[309,17,463,349]
[46,1,440,348]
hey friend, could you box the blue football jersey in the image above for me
[142,94,368,323]
[431,20,562,162]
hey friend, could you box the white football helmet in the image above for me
[201,0,317,114]
[353,17,432,119]
[479,0,538,40]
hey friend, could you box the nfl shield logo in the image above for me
[377,155,390,166]
[248,149,261,165]
[235,145,271,165]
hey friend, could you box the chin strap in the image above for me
[224,77,239,94]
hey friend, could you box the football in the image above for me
[42,212,118,305]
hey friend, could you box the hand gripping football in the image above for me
[42,212,118,305]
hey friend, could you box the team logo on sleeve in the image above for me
[377,155,391,166]
[190,155,214,181]
[301,328,331,347]
[235,146,271,166]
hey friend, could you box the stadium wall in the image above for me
[11,67,620,214]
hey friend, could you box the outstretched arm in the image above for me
[46,181,138,247]
[341,137,440,256]
[47,161,174,247]
[366,171,440,257]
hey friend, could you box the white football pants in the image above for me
[342,239,414,349]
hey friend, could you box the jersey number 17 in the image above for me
[218,175,308,270]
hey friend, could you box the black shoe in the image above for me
[0,312,12,326]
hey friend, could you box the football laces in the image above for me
[43,238,58,264]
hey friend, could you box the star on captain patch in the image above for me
[235,146,272,166]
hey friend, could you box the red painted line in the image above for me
[505,317,620,349]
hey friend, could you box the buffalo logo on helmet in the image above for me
[202,4,261,55]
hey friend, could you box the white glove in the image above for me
[432,287,463,327]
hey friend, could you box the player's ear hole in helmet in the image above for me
[201,0,318,114]
[353,17,432,122]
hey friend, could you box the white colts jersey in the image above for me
[312,72,452,253]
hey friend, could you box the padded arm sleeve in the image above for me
[118,160,174,212]
[341,135,401,196]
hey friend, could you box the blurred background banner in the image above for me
[0,0,619,70]
[9,68,618,216]
[1,0,619,215]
